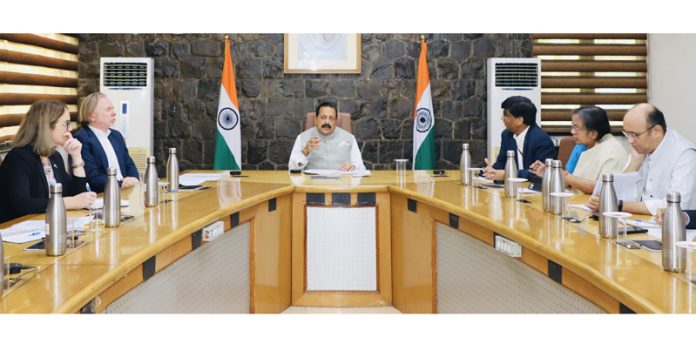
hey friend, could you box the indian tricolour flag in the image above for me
[412,37,435,170]
[213,36,241,170]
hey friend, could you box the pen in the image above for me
[86,183,92,192]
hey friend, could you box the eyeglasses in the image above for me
[623,124,656,140]
[54,120,71,130]
[570,124,585,133]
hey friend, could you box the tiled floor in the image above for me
[282,306,401,314]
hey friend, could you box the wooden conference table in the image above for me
[1,170,694,313]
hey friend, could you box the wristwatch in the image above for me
[71,161,85,169]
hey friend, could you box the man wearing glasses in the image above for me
[589,103,696,215]
[288,101,365,171]
[483,96,556,181]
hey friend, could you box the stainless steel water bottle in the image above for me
[598,173,618,238]
[662,191,686,273]
[104,167,121,227]
[46,183,67,256]
[460,143,471,185]
[549,160,565,215]
[144,156,159,207]
[504,150,518,198]
[541,158,553,212]
[167,147,179,193]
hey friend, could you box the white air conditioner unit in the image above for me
[486,58,541,162]
[99,57,154,173]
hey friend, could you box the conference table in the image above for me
[1,170,695,313]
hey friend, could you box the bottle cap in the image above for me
[107,167,117,175]
[169,147,177,154]
[462,143,469,149]
[551,160,562,168]
[49,183,63,194]
[147,156,156,163]
[667,191,681,203]
[602,173,614,182]
[545,158,553,165]
[506,150,515,157]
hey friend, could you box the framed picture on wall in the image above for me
[284,34,361,74]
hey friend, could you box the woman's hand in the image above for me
[63,191,97,210]
[63,132,83,158]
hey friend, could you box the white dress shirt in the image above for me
[513,125,529,167]
[90,125,123,180]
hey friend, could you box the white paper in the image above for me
[303,169,340,176]
[473,176,494,184]
[675,241,696,250]
[179,173,226,186]
[1,220,45,243]
[68,216,93,229]
[648,228,696,241]
[349,169,371,177]
[567,204,593,212]
[304,169,371,177]
[518,188,540,195]
[89,199,129,210]
[625,218,660,229]
[592,172,640,201]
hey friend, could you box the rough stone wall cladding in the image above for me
[77,33,531,171]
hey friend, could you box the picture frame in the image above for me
[284,33,361,74]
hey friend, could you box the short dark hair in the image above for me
[647,105,667,131]
[572,106,611,140]
[315,101,338,117]
[501,96,537,126]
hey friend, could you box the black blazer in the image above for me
[74,126,139,193]
[686,210,696,229]
[0,145,87,223]
[492,124,556,180]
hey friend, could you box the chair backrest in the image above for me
[556,136,576,168]
[304,112,352,133]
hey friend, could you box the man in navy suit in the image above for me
[74,92,140,193]
[483,96,556,181]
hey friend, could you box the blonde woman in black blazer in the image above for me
[0,100,96,223]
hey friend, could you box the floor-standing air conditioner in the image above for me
[100,57,154,173]
[486,58,541,162]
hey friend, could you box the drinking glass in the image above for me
[467,167,483,185]
[159,182,170,204]
[394,159,408,177]
[604,211,633,240]
[508,177,528,201]
[551,192,575,218]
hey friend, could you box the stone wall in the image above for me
[77,33,532,171]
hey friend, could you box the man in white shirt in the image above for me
[74,92,140,192]
[589,103,696,215]
[288,102,365,171]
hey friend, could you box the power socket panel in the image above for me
[494,234,522,258]
[202,221,225,242]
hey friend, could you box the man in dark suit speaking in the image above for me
[74,92,140,193]
[483,96,556,181]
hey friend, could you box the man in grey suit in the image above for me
[288,101,365,171]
